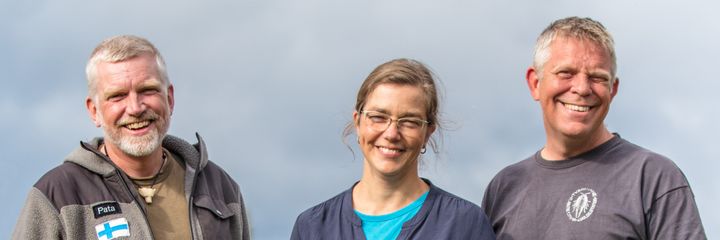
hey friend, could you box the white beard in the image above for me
[110,128,163,157]
[96,109,168,157]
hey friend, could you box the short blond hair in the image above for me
[85,35,169,101]
[533,17,616,80]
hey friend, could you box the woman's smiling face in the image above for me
[354,83,435,178]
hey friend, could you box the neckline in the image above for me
[534,133,622,169]
[342,178,437,227]
[354,191,429,222]
[129,150,174,186]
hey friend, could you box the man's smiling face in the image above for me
[87,53,174,157]
[529,37,618,143]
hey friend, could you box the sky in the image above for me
[2,0,718,239]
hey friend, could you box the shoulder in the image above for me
[292,190,352,239]
[295,190,348,223]
[35,162,97,194]
[611,138,670,162]
[495,155,534,176]
[481,155,536,217]
[486,155,535,189]
[418,184,495,238]
[613,138,687,181]
[200,160,235,180]
[428,185,487,221]
[195,160,243,201]
[431,186,481,209]
[610,138,693,201]
[200,160,238,184]
[31,162,102,210]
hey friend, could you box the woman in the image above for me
[291,59,496,240]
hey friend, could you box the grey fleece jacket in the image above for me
[12,134,250,240]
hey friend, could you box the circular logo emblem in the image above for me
[565,188,597,222]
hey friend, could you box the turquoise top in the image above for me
[354,191,429,240]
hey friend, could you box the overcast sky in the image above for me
[2,0,718,239]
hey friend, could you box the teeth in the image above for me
[378,146,402,154]
[564,103,590,112]
[126,121,150,130]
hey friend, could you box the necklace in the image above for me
[104,144,167,204]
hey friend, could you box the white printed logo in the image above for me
[95,218,130,240]
[565,188,597,222]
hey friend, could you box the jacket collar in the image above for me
[67,133,209,177]
[341,178,438,227]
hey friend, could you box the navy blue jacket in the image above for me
[291,179,496,240]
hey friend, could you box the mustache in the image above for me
[115,110,160,126]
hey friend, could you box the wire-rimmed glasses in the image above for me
[360,110,430,136]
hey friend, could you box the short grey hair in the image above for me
[533,17,616,80]
[85,35,169,101]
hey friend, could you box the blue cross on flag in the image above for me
[95,217,130,240]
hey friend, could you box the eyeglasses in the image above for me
[360,110,430,136]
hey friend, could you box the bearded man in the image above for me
[13,35,250,240]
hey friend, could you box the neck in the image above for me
[352,166,428,215]
[102,143,165,179]
[542,128,614,160]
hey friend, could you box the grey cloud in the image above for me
[2,0,718,239]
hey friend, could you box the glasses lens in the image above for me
[364,112,390,132]
[364,111,427,136]
[398,119,423,130]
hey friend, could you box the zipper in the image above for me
[116,168,155,239]
[82,141,155,239]
[187,153,202,239]
[189,195,196,239]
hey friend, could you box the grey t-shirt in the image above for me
[482,135,706,239]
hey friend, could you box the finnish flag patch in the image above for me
[95,218,130,240]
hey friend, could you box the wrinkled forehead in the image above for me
[557,34,615,66]
[95,56,165,88]
[548,36,615,74]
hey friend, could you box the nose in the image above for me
[125,92,146,116]
[570,75,592,96]
[382,120,402,141]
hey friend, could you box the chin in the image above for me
[368,160,402,175]
[112,131,164,157]
[559,126,599,140]
[377,169,406,178]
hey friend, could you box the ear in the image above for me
[425,124,437,144]
[526,67,541,101]
[86,97,101,127]
[353,110,360,132]
[610,77,619,98]
[167,84,175,114]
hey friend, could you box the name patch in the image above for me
[93,202,122,218]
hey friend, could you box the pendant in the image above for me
[138,187,157,204]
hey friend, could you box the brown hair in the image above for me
[343,58,443,154]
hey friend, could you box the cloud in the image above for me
[2,0,718,239]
